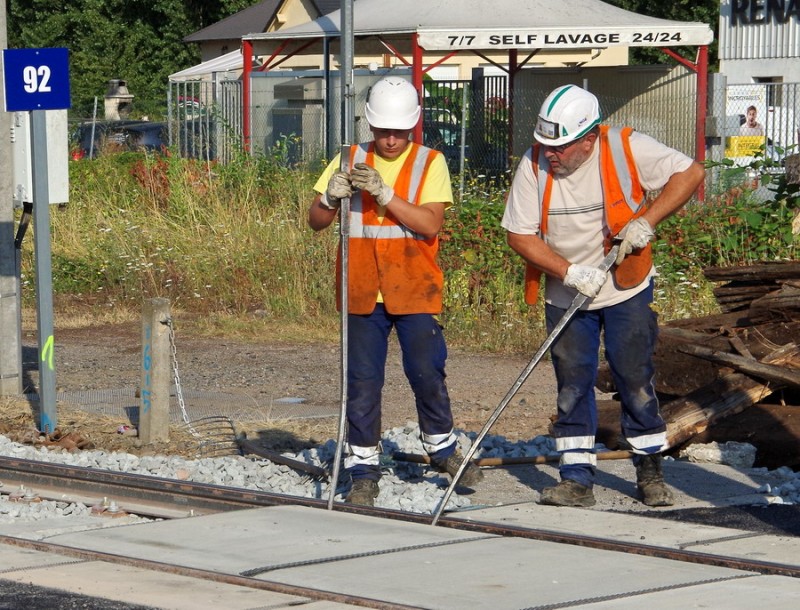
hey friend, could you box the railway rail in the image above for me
[2,454,799,584]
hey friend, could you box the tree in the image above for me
[6,0,256,118]
[606,0,720,68]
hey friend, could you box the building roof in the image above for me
[184,0,340,44]
[184,1,282,43]
[243,0,714,54]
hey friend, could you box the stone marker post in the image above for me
[140,298,171,443]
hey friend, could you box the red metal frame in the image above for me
[241,38,710,199]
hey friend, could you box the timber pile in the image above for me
[596,261,800,469]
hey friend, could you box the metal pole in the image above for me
[30,110,57,432]
[340,0,355,146]
[431,245,620,525]
[327,0,355,510]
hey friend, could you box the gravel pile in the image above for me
[1,424,798,525]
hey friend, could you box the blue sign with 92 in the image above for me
[3,47,70,111]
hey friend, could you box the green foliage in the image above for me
[605,0,720,67]
[21,151,799,353]
[6,0,251,118]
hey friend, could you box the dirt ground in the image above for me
[3,319,798,472]
[2,320,561,459]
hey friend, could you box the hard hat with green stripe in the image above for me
[534,85,601,147]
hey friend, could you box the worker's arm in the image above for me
[385,199,446,239]
[506,231,571,282]
[640,161,706,229]
[308,195,338,232]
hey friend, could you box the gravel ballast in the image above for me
[1,425,798,526]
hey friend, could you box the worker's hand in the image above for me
[615,218,655,265]
[564,264,608,299]
[351,163,394,207]
[320,171,353,210]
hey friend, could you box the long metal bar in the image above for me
[431,245,620,525]
[327,144,352,509]
[327,0,355,510]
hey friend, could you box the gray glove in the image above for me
[564,264,608,299]
[320,171,353,210]
[615,218,655,265]
[351,163,395,207]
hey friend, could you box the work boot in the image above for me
[431,451,484,488]
[345,478,380,506]
[635,454,674,507]
[539,479,596,507]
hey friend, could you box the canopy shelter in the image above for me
[169,49,256,82]
[241,0,713,162]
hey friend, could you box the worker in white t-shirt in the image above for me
[501,85,705,508]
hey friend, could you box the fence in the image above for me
[167,64,704,180]
[707,80,800,170]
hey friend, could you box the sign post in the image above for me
[3,47,70,432]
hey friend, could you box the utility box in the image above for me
[10,110,70,208]
[274,78,324,102]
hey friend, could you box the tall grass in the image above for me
[19,151,797,354]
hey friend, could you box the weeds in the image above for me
[18,150,799,353]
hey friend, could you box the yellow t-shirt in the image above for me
[313,143,454,209]
[314,143,452,305]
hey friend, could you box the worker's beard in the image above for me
[548,149,590,177]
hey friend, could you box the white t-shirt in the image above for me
[501,131,694,309]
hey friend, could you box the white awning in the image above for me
[243,0,713,54]
[170,50,251,81]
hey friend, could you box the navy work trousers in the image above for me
[346,304,454,479]
[545,281,665,488]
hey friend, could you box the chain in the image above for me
[165,317,199,437]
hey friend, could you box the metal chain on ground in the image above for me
[165,317,199,438]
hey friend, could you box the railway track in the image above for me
[2,454,799,583]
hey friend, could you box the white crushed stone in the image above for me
[679,441,758,469]
[0,427,797,526]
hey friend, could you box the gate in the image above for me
[167,79,242,163]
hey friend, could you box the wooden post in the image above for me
[140,298,171,444]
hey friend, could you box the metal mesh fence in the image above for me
[165,65,800,198]
[710,81,800,168]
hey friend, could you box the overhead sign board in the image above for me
[3,47,71,112]
[418,26,714,50]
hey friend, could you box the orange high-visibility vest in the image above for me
[336,142,444,314]
[524,126,652,305]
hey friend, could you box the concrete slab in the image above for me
[37,504,798,610]
[0,515,151,541]
[0,544,84,570]
[584,575,800,609]
[0,558,354,610]
[46,505,496,575]
[261,537,758,610]
[450,502,800,568]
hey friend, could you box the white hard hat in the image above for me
[534,85,601,147]
[364,77,421,130]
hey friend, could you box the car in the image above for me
[423,118,507,175]
[71,120,169,159]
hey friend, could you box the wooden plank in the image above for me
[677,343,800,388]
[662,343,800,449]
[704,262,800,282]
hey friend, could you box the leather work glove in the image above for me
[615,217,655,265]
[563,264,608,299]
[351,163,395,207]
[320,171,353,210]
